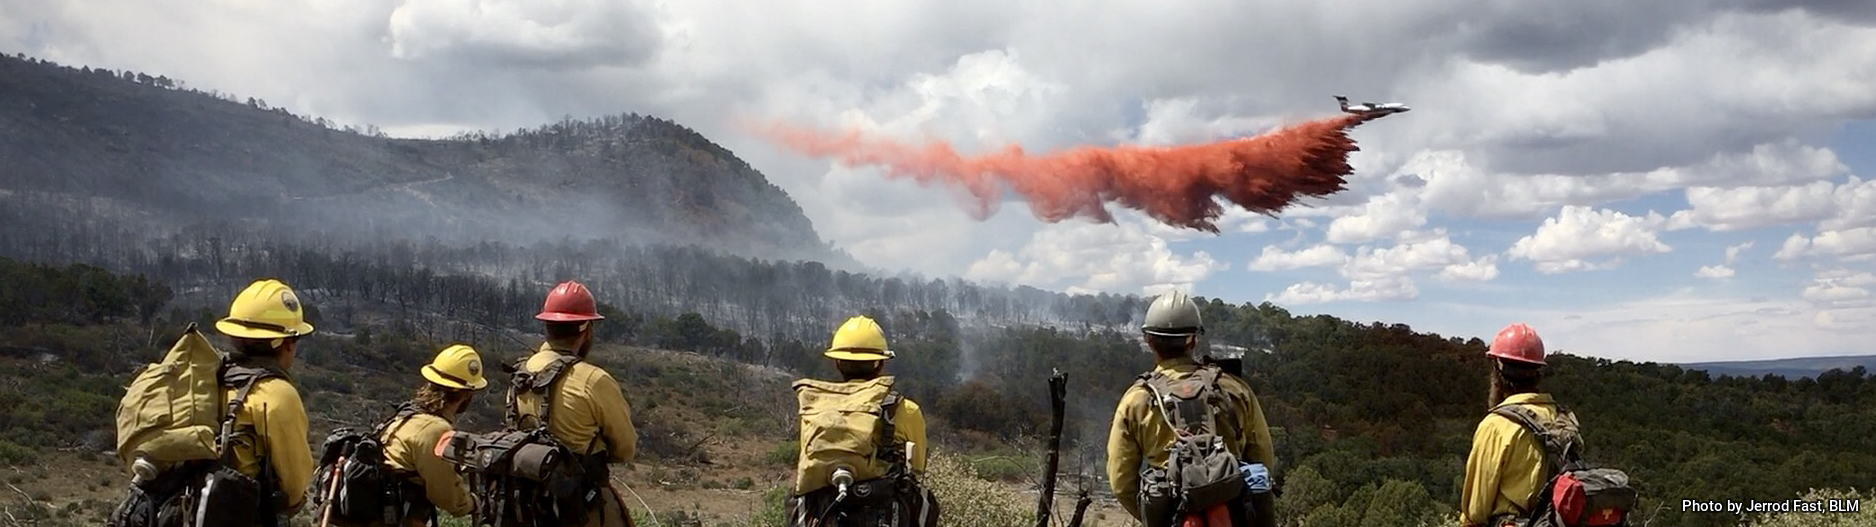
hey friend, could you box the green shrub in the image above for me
[0,439,37,465]
[927,453,1033,527]
[767,440,799,466]
[966,455,1035,483]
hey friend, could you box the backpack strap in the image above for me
[1141,365,1226,437]
[1187,364,1226,436]
[217,364,284,463]
[1488,403,1583,471]
[877,389,905,470]
[534,355,580,430]
[373,402,422,443]
[505,354,580,431]
[1488,402,1584,517]
[1137,371,1174,431]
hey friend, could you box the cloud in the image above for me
[963,212,1228,296]
[1247,244,1348,272]
[385,0,665,70]
[1668,175,1875,232]
[1258,233,1498,304]
[1774,226,1876,262]
[1695,265,1736,279]
[1695,241,1755,279]
[1507,206,1674,273]
[1267,277,1418,305]
[1437,255,1502,282]
[1726,241,1755,264]
[1801,268,1876,309]
[1324,190,1428,244]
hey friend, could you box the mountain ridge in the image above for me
[0,52,851,267]
[1679,354,1876,379]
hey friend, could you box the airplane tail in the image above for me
[1333,95,1349,109]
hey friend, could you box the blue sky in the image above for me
[3,0,1871,364]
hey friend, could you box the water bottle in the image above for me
[1239,462,1277,527]
[1239,462,1270,493]
[131,457,159,485]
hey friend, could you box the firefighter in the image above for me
[374,344,489,525]
[784,315,935,527]
[1106,290,1276,527]
[1459,323,1578,527]
[510,281,637,527]
[214,278,318,525]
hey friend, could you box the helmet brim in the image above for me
[215,319,315,340]
[1141,327,1201,337]
[824,349,893,361]
[1487,350,1546,366]
[536,313,605,322]
[423,365,488,390]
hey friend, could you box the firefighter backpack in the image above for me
[1134,363,1249,527]
[787,376,938,527]
[310,402,421,525]
[1490,403,1638,527]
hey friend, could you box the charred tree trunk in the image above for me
[1066,491,1093,527]
[1035,370,1068,527]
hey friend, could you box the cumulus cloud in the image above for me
[1801,268,1876,310]
[1267,277,1418,305]
[1668,175,1875,232]
[1695,265,1736,279]
[1507,206,1674,273]
[1247,244,1348,272]
[1695,241,1755,279]
[1324,190,1428,244]
[963,212,1227,296]
[1257,233,1498,304]
[1774,226,1876,262]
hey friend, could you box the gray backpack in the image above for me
[1491,403,1638,527]
[1135,364,1246,525]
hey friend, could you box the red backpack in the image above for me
[1489,403,1639,527]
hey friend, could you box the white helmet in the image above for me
[1142,290,1204,337]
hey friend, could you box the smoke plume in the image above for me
[753,113,1391,232]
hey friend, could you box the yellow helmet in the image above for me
[216,279,315,340]
[421,344,488,390]
[825,315,894,361]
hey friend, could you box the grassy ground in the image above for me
[0,342,1140,527]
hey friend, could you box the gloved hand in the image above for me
[1239,462,1271,493]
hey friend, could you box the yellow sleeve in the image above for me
[589,372,637,463]
[1238,387,1277,470]
[1459,417,1507,527]
[259,381,315,512]
[1105,389,1143,520]
[894,399,929,474]
[411,421,477,517]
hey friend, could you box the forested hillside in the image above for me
[1,256,1870,527]
[0,52,840,264]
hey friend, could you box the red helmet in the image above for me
[1487,323,1545,365]
[536,281,604,323]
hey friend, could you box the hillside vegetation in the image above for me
[0,257,1870,527]
[0,52,839,264]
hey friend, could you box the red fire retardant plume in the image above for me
[753,113,1387,233]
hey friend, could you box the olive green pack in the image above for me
[113,323,226,469]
